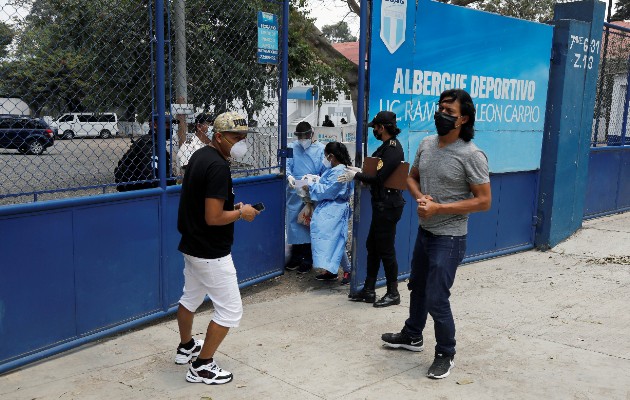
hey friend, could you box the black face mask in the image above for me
[373,128,382,141]
[434,112,459,136]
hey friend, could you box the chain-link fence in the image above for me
[0,0,283,205]
[593,22,630,147]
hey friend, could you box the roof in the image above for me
[288,86,318,100]
[332,42,360,65]
[602,21,630,63]
[607,20,630,29]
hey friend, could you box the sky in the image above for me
[308,0,361,38]
[0,0,26,23]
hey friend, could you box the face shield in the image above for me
[294,128,314,149]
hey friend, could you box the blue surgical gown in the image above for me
[286,141,325,244]
[308,164,354,273]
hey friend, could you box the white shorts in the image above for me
[179,253,243,328]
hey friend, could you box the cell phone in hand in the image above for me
[252,202,265,211]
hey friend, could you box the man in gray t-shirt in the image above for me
[381,89,491,380]
[412,135,489,236]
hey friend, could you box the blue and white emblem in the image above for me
[380,0,407,54]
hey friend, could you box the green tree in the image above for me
[0,0,281,122]
[288,8,354,104]
[321,21,357,43]
[0,22,14,59]
[184,0,277,123]
[468,0,556,22]
[1,0,152,118]
[611,0,630,21]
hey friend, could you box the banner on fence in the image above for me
[368,0,553,173]
[257,11,279,64]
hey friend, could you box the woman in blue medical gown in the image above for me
[307,142,354,281]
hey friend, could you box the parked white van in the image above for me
[55,113,119,139]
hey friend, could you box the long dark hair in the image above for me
[439,89,476,142]
[325,141,352,166]
[384,124,401,137]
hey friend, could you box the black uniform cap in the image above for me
[367,111,397,127]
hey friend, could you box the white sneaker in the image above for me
[186,360,233,385]
[174,339,204,364]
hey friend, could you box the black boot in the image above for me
[374,281,400,308]
[348,276,376,303]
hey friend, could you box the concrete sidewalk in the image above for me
[2,213,630,400]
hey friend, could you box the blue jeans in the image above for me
[404,227,466,356]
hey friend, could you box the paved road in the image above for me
[0,137,134,204]
[0,133,281,205]
[1,213,629,399]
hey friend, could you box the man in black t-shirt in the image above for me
[175,111,259,385]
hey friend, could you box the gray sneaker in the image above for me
[427,353,455,379]
[381,330,424,352]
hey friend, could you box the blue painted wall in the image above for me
[0,176,285,372]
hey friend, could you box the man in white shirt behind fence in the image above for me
[177,113,214,173]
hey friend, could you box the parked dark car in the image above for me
[0,115,55,155]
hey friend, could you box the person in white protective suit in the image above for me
[306,141,355,282]
[285,121,326,274]
[177,113,214,173]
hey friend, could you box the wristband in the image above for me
[238,208,243,220]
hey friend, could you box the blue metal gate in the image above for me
[0,0,289,374]
[586,22,630,218]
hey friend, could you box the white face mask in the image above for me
[322,155,332,169]
[229,140,248,159]
[299,139,312,149]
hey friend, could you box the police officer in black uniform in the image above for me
[338,111,405,307]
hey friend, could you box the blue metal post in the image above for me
[280,0,289,171]
[155,0,169,311]
[155,0,167,188]
[622,53,630,146]
[536,0,606,249]
[349,0,368,293]
[277,0,290,275]
[356,0,367,168]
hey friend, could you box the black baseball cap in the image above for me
[195,112,214,125]
[367,111,397,127]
